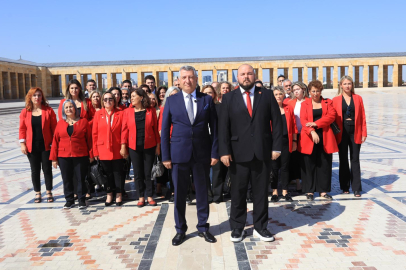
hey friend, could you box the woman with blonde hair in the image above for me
[332,76,367,197]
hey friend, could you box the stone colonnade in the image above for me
[1,55,406,99]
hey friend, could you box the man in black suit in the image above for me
[219,64,283,242]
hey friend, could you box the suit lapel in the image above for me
[177,92,191,125]
[111,110,119,130]
[234,89,251,118]
[194,92,204,123]
[41,106,45,130]
[252,86,262,120]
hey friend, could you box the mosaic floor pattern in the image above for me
[0,89,406,269]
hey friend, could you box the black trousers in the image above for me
[289,134,302,180]
[58,156,89,203]
[301,136,332,193]
[100,159,124,193]
[209,160,228,202]
[129,147,155,198]
[27,150,53,192]
[338,120,362,192]
[229,157,270,231]
[270,136,291,190]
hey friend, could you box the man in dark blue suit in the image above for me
[161,65,219,246]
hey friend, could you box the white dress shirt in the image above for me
[240,85,255,108]
[182,90,197,118]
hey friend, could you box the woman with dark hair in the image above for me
[121,89,161,207]
[270,87,298,202]
[19,87,57,203]
[216,81,232,103]
[50,100,94,209]
[107,87,127,111]
[93,92,125,206]
[157,86,167,107]
[288,82,309,192]
[58,79,94,121]
[201,85,218,103]
[299,80,338,201]
[333,76,367,197]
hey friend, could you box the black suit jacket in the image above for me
[219,86,282,163]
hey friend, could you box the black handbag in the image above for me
[88,160,109,188]
[330,122,341,135]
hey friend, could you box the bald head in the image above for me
[237,64,256,91]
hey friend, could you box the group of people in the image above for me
[18,63,367,246]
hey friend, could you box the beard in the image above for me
[239,80,255,91]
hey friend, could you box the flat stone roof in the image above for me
[1,52,406,68]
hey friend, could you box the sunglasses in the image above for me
[104,98,114,102]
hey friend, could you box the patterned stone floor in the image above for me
[0,88,406,270]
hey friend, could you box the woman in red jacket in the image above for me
[93,92,125,206]
[19,87,57,203]
[333,76,367,197]
[121,89,161,207]
[50,100,94,209]
[58,79,94,121]
[299,80,338,201]
[270,87,298,202]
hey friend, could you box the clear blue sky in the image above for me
[1,0,406,63]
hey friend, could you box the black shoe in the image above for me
[282,194,293,202]
[74,194,78,201]
[230,229,245,242]
[169,194,174,203]
[270,195,279,202]
[85,195,92,201]
[78,201,87,209]
[354,191,361,197]
[306,194,314,201]
[64,201,74,209]
[172,233,186,246]
[116,201,123,206]
[253,229,275,242]
[321,193,333,200]
[105,201,114,207]
[186,195,192,205]
[198,231,217,243]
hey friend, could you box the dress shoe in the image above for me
[198,231,217,243]
[306,194,314,201]
[246,193,253,203]
[282,194,293,202]
[230,229,245,242]
[116,201,123,206]
[270,195,279,202]
[253,229,275,242]
[137,201,145,208]
[186,194,192,205]
[321,193,333,200]
[354,191,361,197]
[148,200,157,206]
[172,233,186,246]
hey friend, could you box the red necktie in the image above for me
[245,91,252,117]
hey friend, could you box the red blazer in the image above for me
[332,94,367,145]
[121,107,160,150]
[299,98,338,155]
[158,106,173,135]
[92,109,123,160]
[283,97,291,106]
[118,104,127,111]
[287,97,309,110]
[58,98,95,122]
[19,106,57,153]
[282,104,298,153]
[50,118,93,160]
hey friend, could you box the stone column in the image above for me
[228,69,233,83]
[91,72,97,81]
[122,72,130,81]
[348,64,354,78]
[31,74,37,87]
[284,68,289,79]
[168,70,173,87]
[272,68,278,87]
[257,68,263,82]
[312,67,317,81]
[369,66,374,87]
[378,64,384,88]
[25,74,30,91]
[340,66,346,78]
[298,68,303,82]
[398,65,403,87]
[97,74,103,90]
[76,72,82,85]
[107,72,112,89]
[383,65,388,87]
[213,69,217,82]
[318,67,323,82]
[198,70,202,86]
[333,65,338,89]
[5,72,11,99]
[0,72,3,100]
[68,74,73,81]
[112,73,117,87]
[137,72,143,87]
[82,74,88,88]
[303,67,308,84]
[326,67,331,87]
[61,74,67,96]
[10,73,18,99]
[392,64,399,87]
[18,73,24,98]
[354,66,360,88]
[288,67,293,81]
[363,65,369,88]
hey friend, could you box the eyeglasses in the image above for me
[104,98,114,102]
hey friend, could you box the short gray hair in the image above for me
[179,66,197,76]
[162,87,180,107]
[282,79,292,86]
[61,99,79,120]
